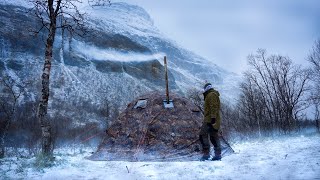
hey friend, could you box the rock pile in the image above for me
[90,91,203,161]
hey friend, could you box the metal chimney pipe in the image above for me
[164,56,170,104]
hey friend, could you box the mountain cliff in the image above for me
[0,2,240,131]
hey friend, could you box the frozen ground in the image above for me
[1,134,320,180]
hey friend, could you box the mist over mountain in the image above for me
[0,2,240,133]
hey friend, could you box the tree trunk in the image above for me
[0,135,5,158]
[0,121,10,158]
[38,18,57,157]
[0,111,14,159]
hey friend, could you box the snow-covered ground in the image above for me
[1,134,320,180]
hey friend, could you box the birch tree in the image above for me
[30,0,110,158]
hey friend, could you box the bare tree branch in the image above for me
[240,49,311,133]
[0,73,24,158]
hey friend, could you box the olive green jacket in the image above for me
[203,89,221,130]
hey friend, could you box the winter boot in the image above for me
[200,148,211,161]
[212,150,221,161]
[200,154,211,161]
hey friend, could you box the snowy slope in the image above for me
[1,134,319,179]
[82,2,241,98]
[0,1,240,102]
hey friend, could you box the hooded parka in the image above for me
[203,89,221,130]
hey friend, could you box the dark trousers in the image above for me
[199,122,221,154]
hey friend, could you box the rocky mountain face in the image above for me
[0,2,240,142]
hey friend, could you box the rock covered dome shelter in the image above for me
[90,91,204,161]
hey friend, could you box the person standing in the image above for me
[199,82,222,161]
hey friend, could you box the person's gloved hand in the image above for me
[211,118,216,124]
[208,118,218,132]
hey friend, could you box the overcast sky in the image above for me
[119,0,320,74]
